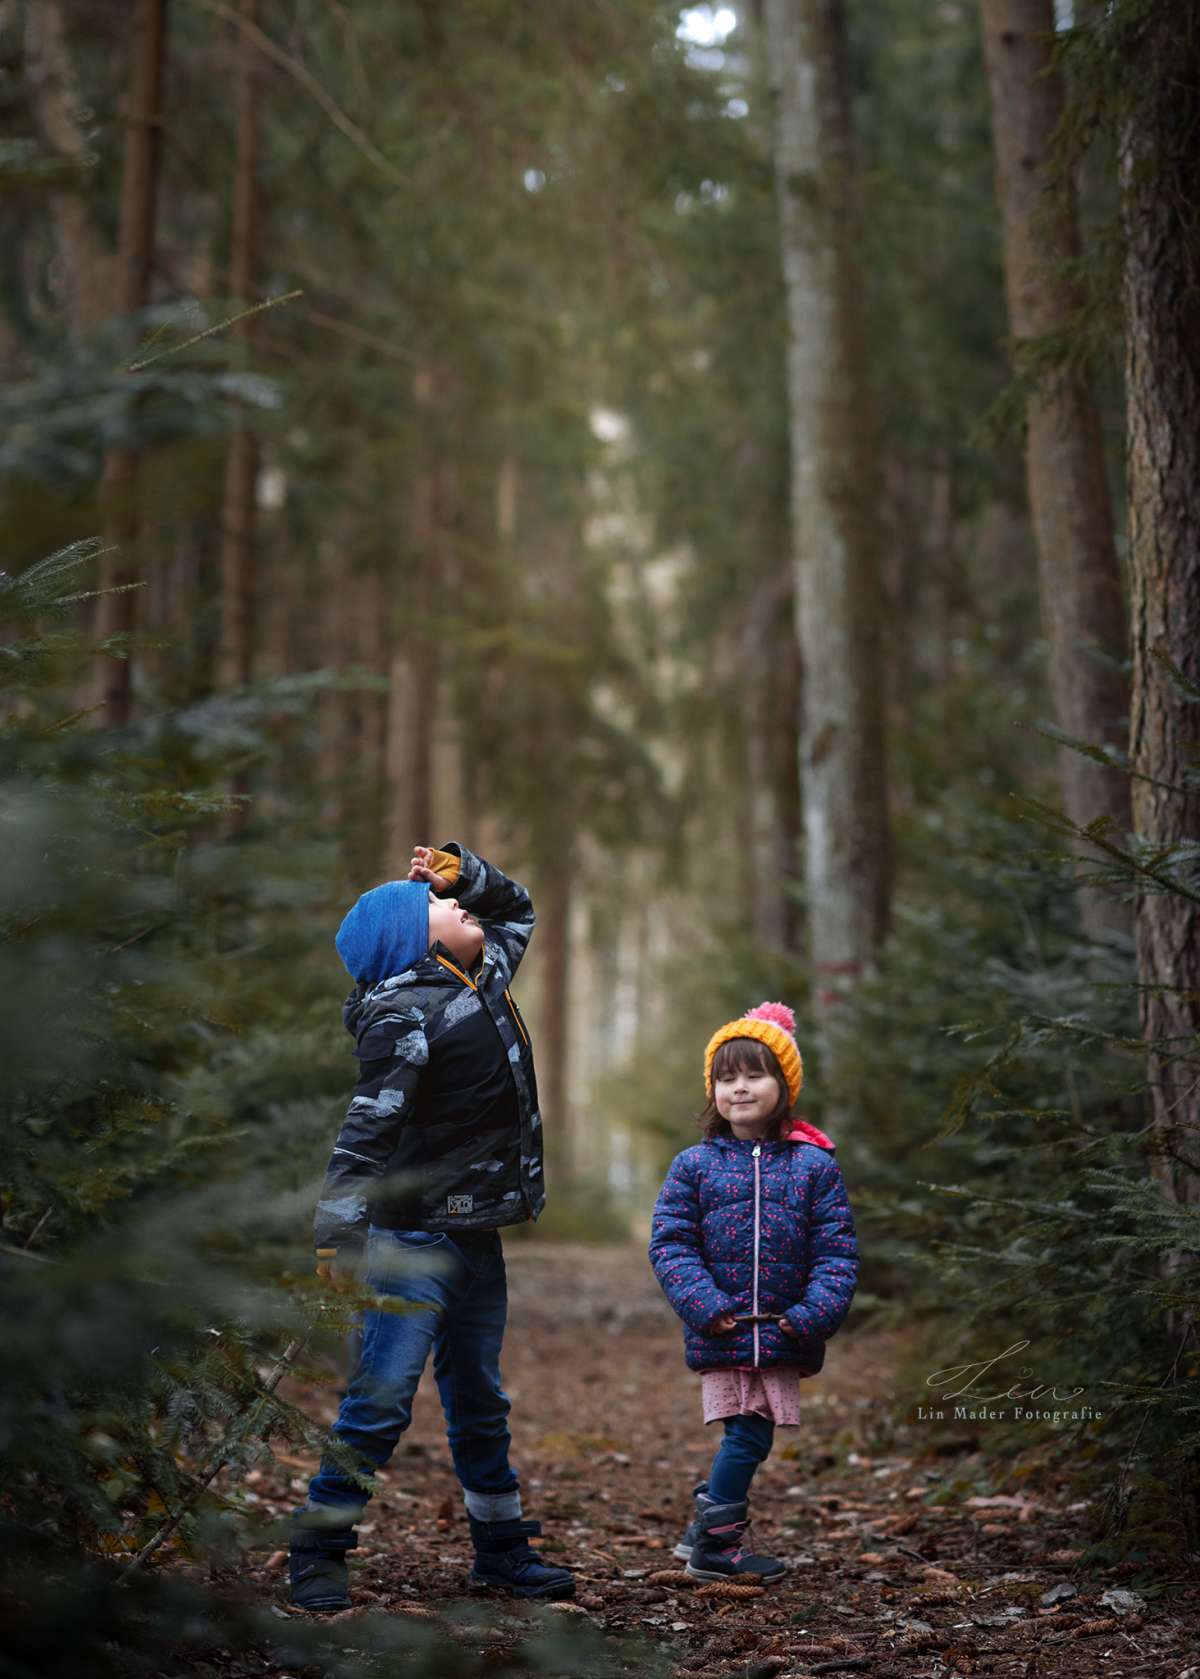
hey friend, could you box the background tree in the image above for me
[215,0,262,701]
[762,0,891,1081]
[1117,0,1200,1296]
[91,0,170,726]
[980,0,1129,939]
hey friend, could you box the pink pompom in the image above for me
[745,1000,795,1037]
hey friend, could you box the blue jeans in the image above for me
[302,1226,520,1530]
[708,1411,775,1504]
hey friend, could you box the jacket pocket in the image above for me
[366,1227,452,1291]
[762,1317,824,1372]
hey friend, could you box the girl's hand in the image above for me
[708,1312,739,1334]
[408,845,449,892]
[779,1315,800,1339]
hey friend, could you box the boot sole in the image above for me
[685,1562,787,1585]
[466,1571,576,1601]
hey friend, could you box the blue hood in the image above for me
[335,880,429,985]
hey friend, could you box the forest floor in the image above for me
[215,1242,1197,1678]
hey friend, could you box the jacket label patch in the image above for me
[447,1194,474,1215]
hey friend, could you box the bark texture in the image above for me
[25,0,115,337]
[216,0,262,698]
[536,852,574,1185]
[91,0,169,726]
[763,0,891,1021]
[385,368,461,868]
[980,0,1129,938]
[742,567,801,952]
[1121,7,1200,1235]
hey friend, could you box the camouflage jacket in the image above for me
[313,843,543,1254]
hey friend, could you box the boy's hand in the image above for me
[407,845,452,893]
[315,1251,358,1293]
[708,1311,739,1334]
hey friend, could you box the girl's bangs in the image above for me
[712,1037,780,1081]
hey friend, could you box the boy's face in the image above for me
[426,889,485,966]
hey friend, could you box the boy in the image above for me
[288,842,574,1610]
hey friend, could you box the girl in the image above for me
[648,1002,859,1583]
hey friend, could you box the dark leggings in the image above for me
[708,1411,775,1504]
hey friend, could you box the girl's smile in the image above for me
[713,1068,782,1136]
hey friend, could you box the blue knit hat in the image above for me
[335,880,429,985]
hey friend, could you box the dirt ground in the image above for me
[232,1242,1198,1678]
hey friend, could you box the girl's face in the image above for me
[713,1060,784,1137]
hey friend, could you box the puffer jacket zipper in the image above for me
[752,1141,762,1369]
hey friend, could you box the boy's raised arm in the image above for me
[422,841,536,984]
[313,1012,429,1258]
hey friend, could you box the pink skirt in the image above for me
[700,1366,804,1427]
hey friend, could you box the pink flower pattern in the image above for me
[647,1133,860,1375]
[700,1366,807,1426]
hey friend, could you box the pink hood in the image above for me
[784,1117,836,1151]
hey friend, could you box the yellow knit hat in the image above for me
[704,1001,804,1106]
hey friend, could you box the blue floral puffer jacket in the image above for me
[648,1122,859,1374]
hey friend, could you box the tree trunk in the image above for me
[90,0,169,727]
[537,853,573,1185]
[215,0,261,699]
[742,567,801,952]
[980,0,1130,939]
[385,368,447,867]
[351,556,390,879]
[762,0,891,1046]
[1120,6,1200,1303]
[881,450,918,742]
[316,520,354,833]
[24,0,115,338]
[929,450,959,718]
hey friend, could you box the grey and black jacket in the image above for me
[313,843,543,1255]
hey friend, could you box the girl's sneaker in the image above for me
[686,1498,787,1584]
[673,1481,718,1561]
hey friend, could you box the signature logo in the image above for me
[926,1339,1086,1406]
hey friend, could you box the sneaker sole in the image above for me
[685,1562,787,1585]
[466,1572,576,1601]
[290,1595,351,1612]
[672,1543,693,1561]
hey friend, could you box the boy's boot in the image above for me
[686,1498,787,1585]
[673,1481,719,1561]
[287,1525,358,1611]
[466,1515,575,1600]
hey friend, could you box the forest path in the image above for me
[252,1243,1194,1677]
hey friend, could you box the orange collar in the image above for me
[435,951,481,990]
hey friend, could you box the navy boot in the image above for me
[673,1481,719,1561]
[466,1515,575,1600]
[288,1525,358,1611]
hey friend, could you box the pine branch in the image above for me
[117,1335,306,1581]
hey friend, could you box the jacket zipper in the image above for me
[505,988,530,1046]
[752,1141,762,1369]
[435,951,535,1216]
[435,953,529,1048]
